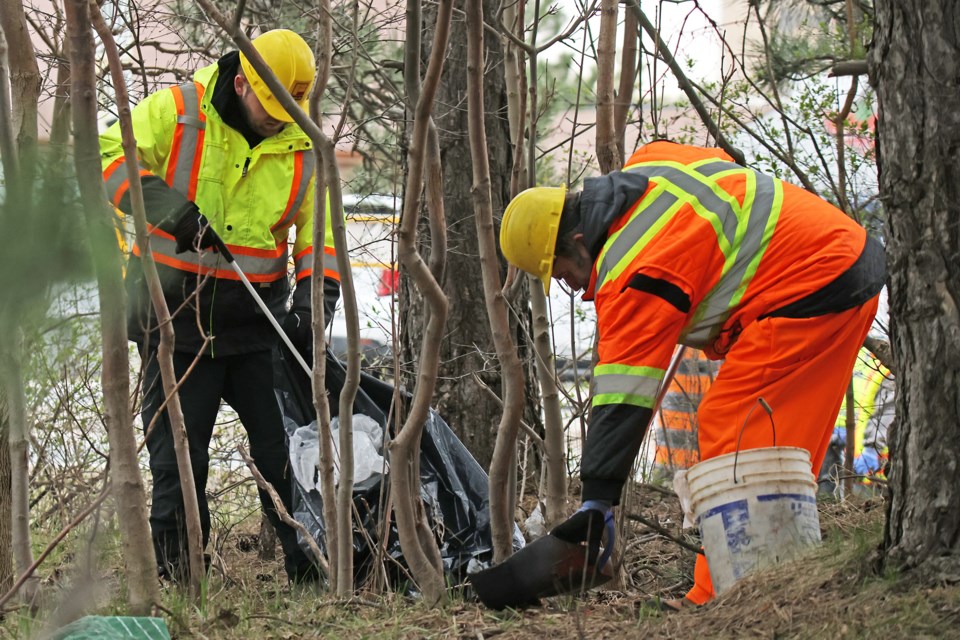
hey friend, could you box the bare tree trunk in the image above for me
[502,0,528,197]
[0,329,39,605]
[387,0,454,605]
[595,0,620,174]
[465,0,527,563]
[0,0,41,188]
[528,284,566,528]
[81,0,205,599]
[615,8,638,158]
[0,6,41,608]
[842,380,855,498]
[401,0,526,471]
[0,380,15,594]
[499,1,565,531]
[310,0,344,592]
[870,0,960,581]
[0,385,13,593]
[72,0,160,613]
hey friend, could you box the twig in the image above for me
[237,445,330,579]
[626,512,704,556]
[0,484,110,609]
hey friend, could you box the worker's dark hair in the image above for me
[554,192,582,259]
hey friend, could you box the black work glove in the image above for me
[172,203,219,254]
[283,307,313,358]
[550,502,614,568]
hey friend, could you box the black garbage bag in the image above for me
[274,346,523,588]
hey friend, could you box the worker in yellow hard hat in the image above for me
[100,29,341,586]
[497,141,885,610]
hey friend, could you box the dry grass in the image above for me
[4,490,959,639]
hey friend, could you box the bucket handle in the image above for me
[732,397,776,484]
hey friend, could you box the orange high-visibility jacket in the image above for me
[99,55,341,355]
[578,141,885,503]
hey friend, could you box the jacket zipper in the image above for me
[241,156,251,177]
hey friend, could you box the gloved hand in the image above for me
[172,204,219,254]
[550,500,615,570]
[283,307,313,357]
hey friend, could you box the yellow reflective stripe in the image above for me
[624,160,742,248]
[596,184,681,291]
[614,159,781,348]
[591,363,663,408]
[684,170,781,345]
[144,233,288,277]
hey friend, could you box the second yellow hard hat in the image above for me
[499,185,567,294]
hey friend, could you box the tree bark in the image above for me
[595,0,620,174]
[0,0,41,189]
[0,387,12,595]
[870,0,960,581]
[71,0,160,612]
[388,0,453,604]
[0,328,39,605]
[401,0,529,470]
[465,0,528,563]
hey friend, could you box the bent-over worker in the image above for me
[498,140,886,607]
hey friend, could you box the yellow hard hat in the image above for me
[240,29,316,122]
[499,185,567,294]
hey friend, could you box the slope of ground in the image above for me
[3,491,958,639]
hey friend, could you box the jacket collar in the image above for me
[193,59,312,152]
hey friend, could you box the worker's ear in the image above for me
[233,73,245,96]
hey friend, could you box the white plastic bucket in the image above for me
[687,446,821,595]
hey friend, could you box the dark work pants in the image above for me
[140,347,317,582]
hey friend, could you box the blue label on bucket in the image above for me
[697,492,820,583]
[699,498,752,578]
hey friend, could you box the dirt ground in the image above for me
[167,486,958,640]
[5,485,959,639]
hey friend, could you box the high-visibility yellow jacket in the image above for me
[579,141,886,503]
[100,57,341,355]
[833,349,894,478]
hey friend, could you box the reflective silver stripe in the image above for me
[655,428,699,450]
[296,246,341,279]
[591,363,663,407]
[660,390,702,412]
[683,170,780,346]
[271,151,316,232]
[606,160,781,348]
[169,82,204,196]
[146,234,288,277]
[103,162,149,204]
[694,159,741,177]
[592,372,662,398]
[595,187,679,292]
[632,163,741,247]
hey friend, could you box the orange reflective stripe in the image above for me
[294,245,340,282]
[166,86,186,186]
[135,225,287,282]
[166,82,206,198]
[274,152,303,231]
[103,157,153,207]
[271,150,316,233]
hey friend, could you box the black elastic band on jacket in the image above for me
[623,273,692,313]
